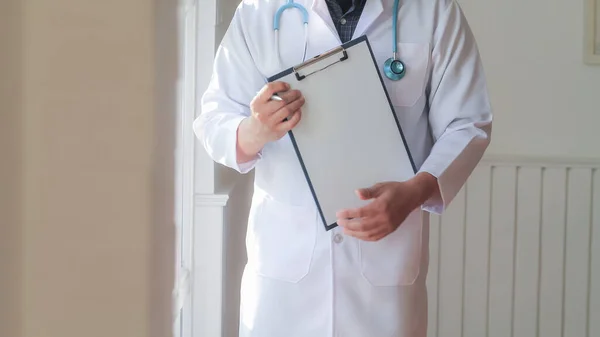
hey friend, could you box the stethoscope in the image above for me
[272,0,406,81]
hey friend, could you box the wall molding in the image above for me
[194,193,230,207]
[480,154,600,168]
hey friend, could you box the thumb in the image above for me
[356,184,383,200]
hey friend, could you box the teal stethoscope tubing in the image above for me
[384,0,406,80]
[272,0,406,81]
[273,0,310,64]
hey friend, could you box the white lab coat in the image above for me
[195,0,492,335]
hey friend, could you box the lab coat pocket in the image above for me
[358,210,423,286]
[384,43,430,108]
[247,195,318,283]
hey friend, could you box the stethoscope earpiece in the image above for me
[384,57,406,81]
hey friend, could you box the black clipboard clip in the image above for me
[293,46,349,81]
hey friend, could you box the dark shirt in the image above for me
[325,0,366,43]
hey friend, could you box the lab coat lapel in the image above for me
[310,0,341,42]
[352,0,384,38]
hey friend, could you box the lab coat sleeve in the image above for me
[193,8,267,174]
[418,0,493,214]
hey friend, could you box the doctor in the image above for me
[195,0,492,335]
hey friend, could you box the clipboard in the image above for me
[267,35,417,231]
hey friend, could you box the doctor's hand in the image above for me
[250,81,304,141]
[336,173,439,242]
[237,82,304,162]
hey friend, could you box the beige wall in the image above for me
[0,0,23,336]
[460,0,600,158]
[1,0,177,336]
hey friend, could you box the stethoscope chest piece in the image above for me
[384,57,406,81]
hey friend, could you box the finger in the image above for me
[253,100,285,122]
[336,203,375,220]
[269,95,305,125]
[356,188,374,200]
[347,219,390,241]
[337,216,374,232]
[255,90,302,124]
[276,89,302,104]
[276,109,302,132]
[256,81,290,103]
[363,228,389,242]
[343,226,387,242]
[336,208,360,220]
[356,184,384,200]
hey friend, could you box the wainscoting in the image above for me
[426,156,600,337]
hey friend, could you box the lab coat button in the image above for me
[333,233,344,243]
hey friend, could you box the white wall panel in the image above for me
[463,166,492,337]
[513,167,542,337]
[489,166,517,337]
[429,157,600,337]
[438,187,466,337]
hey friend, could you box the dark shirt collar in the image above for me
[335,0,357,13]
